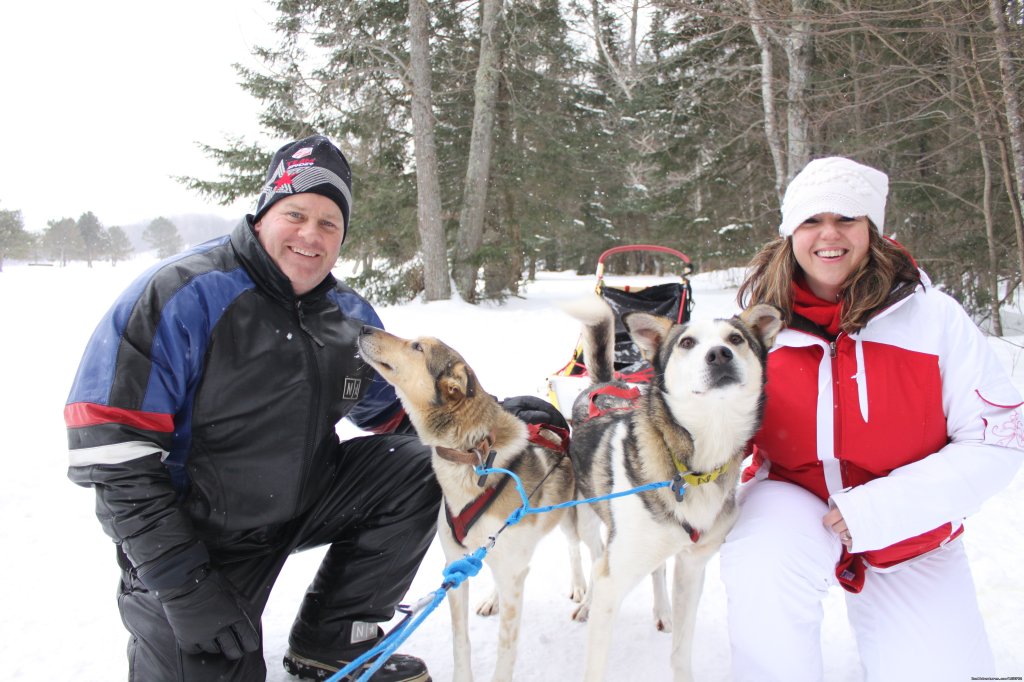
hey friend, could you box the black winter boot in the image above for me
[283,621,430,682]
[282,649,429,681]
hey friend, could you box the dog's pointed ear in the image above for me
[739,304,784,349]
[460,364,478,399]
[623,312,675,360]
[439,363,477,403]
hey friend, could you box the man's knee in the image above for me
[120,576,267,681]
[119,579,178,681]
[295,437,440,553]
[370,435,441,515]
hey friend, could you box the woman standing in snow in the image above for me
[722,156,1024,681]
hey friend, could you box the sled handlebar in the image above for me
[596,244,693,278]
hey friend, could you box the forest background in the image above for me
[3,0,1023,332]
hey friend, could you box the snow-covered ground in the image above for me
[3,257,1022,681]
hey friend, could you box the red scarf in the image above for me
[792,275,842,336]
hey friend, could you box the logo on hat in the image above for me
[286,158,315,172]
[273,170,296,191]
[254,135,353,238]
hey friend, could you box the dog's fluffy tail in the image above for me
[561,295,616,384]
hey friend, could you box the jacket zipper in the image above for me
[829,336,849,488]
[295,300,324,515]
[295,300,326,348]
[792,284,921,492]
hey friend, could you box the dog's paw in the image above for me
[571,602,590,622]
[568,583,587,603]
[654,601,673,632]
[475,590,499,617]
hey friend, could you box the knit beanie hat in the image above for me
[779,157,888,238]
[253,135,353,241]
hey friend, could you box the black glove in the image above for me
[155,566,260,660]
[500,395,569,431]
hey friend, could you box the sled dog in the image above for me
[357,326,584,682]
[566,296,782,681]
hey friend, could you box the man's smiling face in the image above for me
[254,193,346,296]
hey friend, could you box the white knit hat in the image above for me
[779,157,889,237]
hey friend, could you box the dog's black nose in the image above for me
[706,346,733,366]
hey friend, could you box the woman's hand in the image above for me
[823,507,853,550]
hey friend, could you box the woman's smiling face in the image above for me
[791,212,871,301]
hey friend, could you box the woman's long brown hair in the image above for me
[737,228,920,334]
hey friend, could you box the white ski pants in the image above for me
[719,479,994,682]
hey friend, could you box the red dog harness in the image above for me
[444,424,570,547]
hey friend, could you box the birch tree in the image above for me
[988,0,1024,227]
[408,0,451,300]
[741,0,814,190]
[784,0,813,179]
[454,0,505,301]
[746,0,787,198]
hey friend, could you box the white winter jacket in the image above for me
[746,273,1024,586]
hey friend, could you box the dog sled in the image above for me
[548,244,695,419]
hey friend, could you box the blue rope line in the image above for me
[480,465,673,518]
[324,465,676,681]
[325,548,487,682]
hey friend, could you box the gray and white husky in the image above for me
[566,296,782,681]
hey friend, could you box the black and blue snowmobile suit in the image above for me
[65,217,440,680]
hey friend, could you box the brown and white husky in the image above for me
[357,326,584,682]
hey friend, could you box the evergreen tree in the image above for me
[485,0,606,280]
[640,3,772,271]
[106,225,134,266]
[77,211,106,268]
[143,217,184,258]
[181,0,1024,318]
[0,208,34,272]
[178,137,269,207]
[43,217,82,266]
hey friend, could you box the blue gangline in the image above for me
[325,466,675,681]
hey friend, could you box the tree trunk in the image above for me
[976,122,1003,335]
[846,13,863,139]
[785,0,814,179]
[745,0,787,199]
[997,134,1024,280]
[589,0,633,100]
[454,0,504,302]
[988,0,1024,231]
[628,0,639,74]
[482,77,522,299]
[971,18,1024,294]
[963,35,1003,335]
[407,0,451,301]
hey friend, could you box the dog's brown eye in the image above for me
[728,333,744,345]
[680,337,696,349]
[411,342,423,352]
